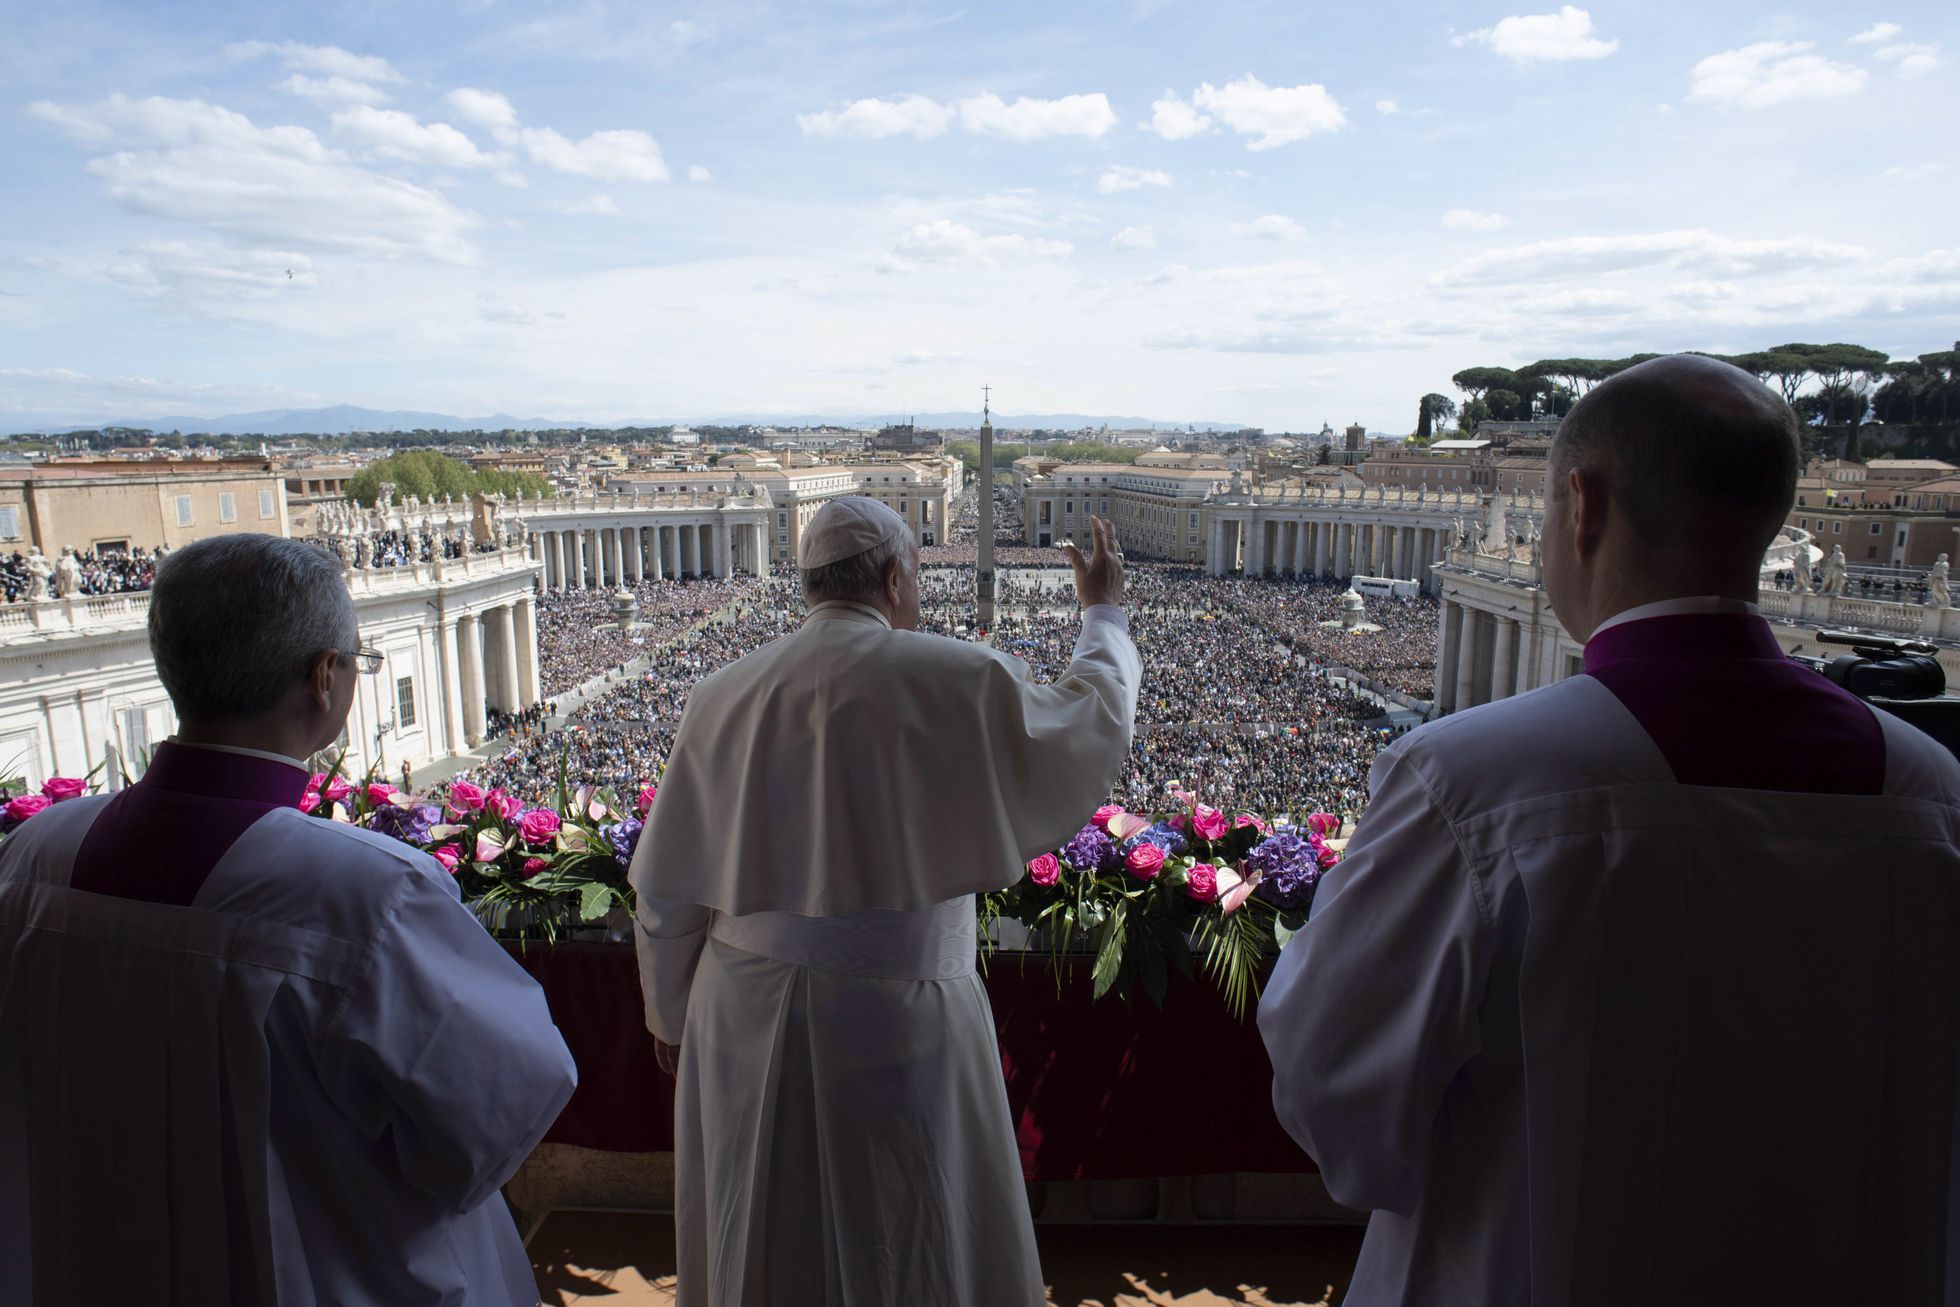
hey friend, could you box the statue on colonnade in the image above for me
[1820,545,1848,596]
[53,546,82,599]
[1928,554,1951,609]
[23,547,52,601]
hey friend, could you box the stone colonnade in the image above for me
[529,520,772,589]
[437,594,543,749]
[1204,515,1455,592]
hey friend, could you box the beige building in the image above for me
[0,461,291,555]
[1021,465,1225,562]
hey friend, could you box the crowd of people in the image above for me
[460,545,1437,826]
[1,546,161,603]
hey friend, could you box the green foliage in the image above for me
[344,451,554,507]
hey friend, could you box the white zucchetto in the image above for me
[798,496,910,569]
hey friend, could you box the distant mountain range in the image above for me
[1,403,1245,438]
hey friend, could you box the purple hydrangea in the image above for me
[603,818,644,871]
[1123,820,1190,858]
[1247,832,1321,911]
[367,801,440,847]
[1060,823,1119,874]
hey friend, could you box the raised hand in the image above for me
[1060,516,1126,609]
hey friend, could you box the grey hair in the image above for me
[148,534,358,721]
[800,534,909,607]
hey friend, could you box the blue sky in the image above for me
[1,0,1954,431]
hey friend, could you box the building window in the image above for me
[1867,546,1879,559]
[396,676,416,728]
[778,512,787,528]
[1870,522,1883,535]
[1832,522,1841,534]
[219,493,236,523]
[259,488,275,519]
[176,495,194,527]
[1189,511,1199,529]
[0,506,17,540]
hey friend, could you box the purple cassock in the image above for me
[0,740,577,1305]
[1263,606,1960,1306]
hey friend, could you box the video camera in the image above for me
[1792,630,1960,756]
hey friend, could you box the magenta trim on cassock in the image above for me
[1581,613,1885,795]
[70,741,312,907]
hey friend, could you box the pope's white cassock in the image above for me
[1260,603,1960,1305]
[630,500,1140,1306]
[0,741,577,1304]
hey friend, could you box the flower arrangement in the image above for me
[980,795,1343,1019]
[296,753,649,939]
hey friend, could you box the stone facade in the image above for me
[0,461,292,555]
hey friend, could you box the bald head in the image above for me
[1549,354,1802,556]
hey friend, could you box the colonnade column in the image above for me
[457,613,485,747]
[440,615,468,754]
[571,531,588,589]
[1454,607,1483,712]
[1333,524,1349,578]
[1434,599,1460,712]
[488,605,522,714]
[1491,616,1517,701]
[513,596,540,710]
[1312,522,1328,578]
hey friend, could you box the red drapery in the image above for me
[505,942,1316,1182]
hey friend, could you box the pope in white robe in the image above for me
[630,500,1138,1305]
[1260,356,1960,1304]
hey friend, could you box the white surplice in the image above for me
[1259,671,1960,1305]
[0,796,578,1305]
[631,601,1140,1306]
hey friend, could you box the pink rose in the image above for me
[298,787,321,814]
[1234,814,1268,834]
[1168,814,1189,831]
[365,782,400,807]
[317,775,353,804]
[1091,804,1125,830]
[430,844,462,873]
[5,794,52,823]
[1192,805,1228,842]
[517,807,561,845]
[1185,863,1219,903]
[1027,852,1061,887]
[1124,843,1165,880]
[40,777,86,802]
[636,783,659,816]
[447,780,486,814]
[1307,811,1340,837]
[1314,837,1341,868]
[485,788,522,821]
[522,856,549,878]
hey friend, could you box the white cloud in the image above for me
[1881,162,1946,182]
[1112,226,1156,251]
[511,126,668,182]
[797,95,953,140]
[446,87,519,132]
[104,240,318,299]
[228,41,404,85]
[895,349,963,365]
[279,74,390,106]
[1454,7,1618,62]
[1434,229,1867,285]
[557,194,621,216]
[28,94,478,263]
[1442,208,1509,230]
[882,219,1072,271]
[955,92,1117,140]
[1187,75,1346,149]
[1688,42,1868,109]
[1849,22,1902,45]
[0,367,313,424]
[1875,42,1942,77]
[687,164,713,183]
[1235,214,1306,241]
[330,106,499,169]
[1145,93,1211,140]
[669,19,708,46]
[1376,99,1400,115]
[1098,165,1171,194]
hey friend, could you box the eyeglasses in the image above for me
[342,647,385,676]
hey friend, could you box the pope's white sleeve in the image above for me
[632,896,711,1045]
[316,859,578,1215]
[1256,739,1493,1217]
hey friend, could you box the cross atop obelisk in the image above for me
[976,385,995,630]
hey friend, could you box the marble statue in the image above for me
[1928,554,1951,609]
[53,546,82,599]
[1792,557,1812,593]
[23,547,52,601]
[1229,468,1244,496]
[354,536,371,569]
[1820,545,1848,597]
[1503,532,1518,563]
